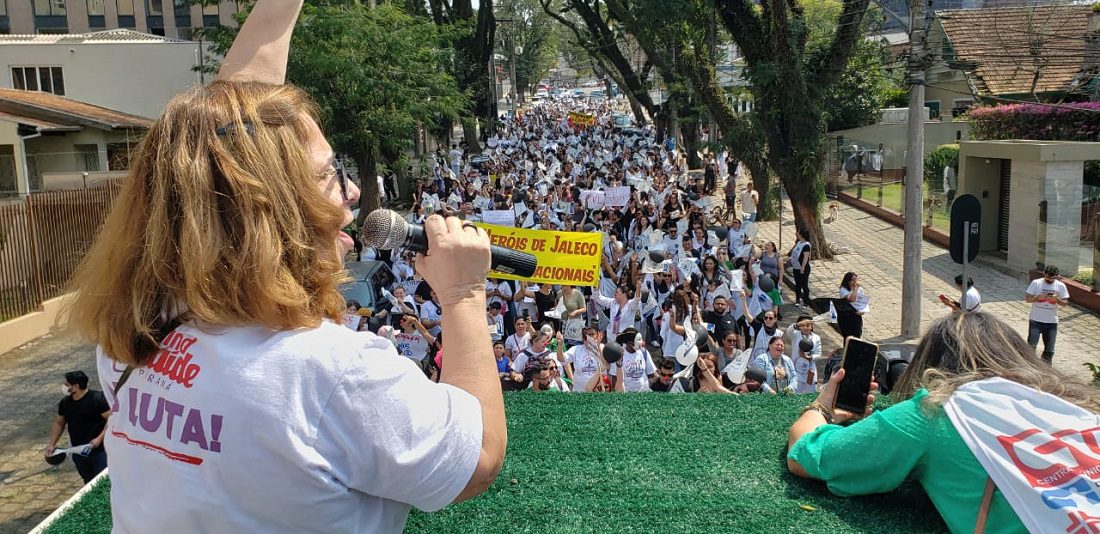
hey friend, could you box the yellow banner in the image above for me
[474,223,603,287]
[568,112,596,127]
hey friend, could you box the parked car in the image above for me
[590,90,606,100]
[340,260,397,329]
[572,89,586,98]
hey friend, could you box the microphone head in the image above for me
[363,209,408,250]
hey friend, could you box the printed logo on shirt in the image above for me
[113,386,225,465]
[146,331,202,390]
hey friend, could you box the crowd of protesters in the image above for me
[348,89,1072,391]
[339,94,853,395]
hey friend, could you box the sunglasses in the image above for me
[659,372,675,378]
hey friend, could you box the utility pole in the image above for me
[901,0,929,337]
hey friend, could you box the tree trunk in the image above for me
[355,144,381,225]
[681,115,702,170]
[785,180,830,260]
[625,93,647,126]
[462,117,482,154]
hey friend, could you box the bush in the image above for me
[924,144,959,192]
[968,102,1100,142]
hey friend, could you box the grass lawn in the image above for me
[43,393,946,534]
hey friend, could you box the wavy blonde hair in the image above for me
[892,312,1100,412]
[68,81,348,366]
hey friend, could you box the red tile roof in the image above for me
[0,88,152,131]
[938,5,1097,97]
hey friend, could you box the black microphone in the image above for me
[363,209,538,278]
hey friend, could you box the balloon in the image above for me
[602,342,624,365]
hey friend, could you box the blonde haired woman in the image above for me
[67,1,505,531]
[786,312,1100,533]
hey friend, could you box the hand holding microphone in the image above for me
[363,209,538,279]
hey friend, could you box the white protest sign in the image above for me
[474,196,492,210]
[483,210,516,227]
[604,186,631,207]
[581,190,605,209]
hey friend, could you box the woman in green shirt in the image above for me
[786,312,1100,533]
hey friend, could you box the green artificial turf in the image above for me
[43,393,947,534]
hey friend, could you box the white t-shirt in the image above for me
[1026,278,1069,324]
[562,344,604,392]
[960,286,982,312]
[420,300,443,336]
[840,286,871,314]
[613,348,655,392]
[96,321,481,533]
[505,332,531,357]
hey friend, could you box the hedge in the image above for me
[968,102,1100,142]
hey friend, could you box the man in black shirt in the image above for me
[45,371,110,483]
[703,296,738,341]
[649,359,678,392]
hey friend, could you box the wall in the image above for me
[830,120,970,170]
[0,294,73,356]
[1007,160,1045,271]
[958,155,1003,251]
[0,41,201,118]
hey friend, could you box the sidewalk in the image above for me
[751,202,1099,382]
[0,333,99,534]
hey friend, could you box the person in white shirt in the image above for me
[740,180,758,222]
[612,328,656,392]
[939,275,982,313]
[838,272,871,340]
[69,2,506,530]
[557,327,610,392]
[505,317,532,359]
[1024,265,1070,363]
[786,316,822,394]
[593,277,644,341]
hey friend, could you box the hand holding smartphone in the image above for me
[834,337,878,414]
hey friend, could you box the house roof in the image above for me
[0,29,187,45]
[0,89,152,132]
[937,5,1096,97]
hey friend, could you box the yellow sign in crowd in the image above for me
[567,112,597,127]
[474,223,603,286]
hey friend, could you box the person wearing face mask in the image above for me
[611,327,656,392]
[557,327,613,392]
[44,371,110,483]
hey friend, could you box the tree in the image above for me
[540,0,658,127]
[498,0,560,98]
[822,39,895,131]
[585,0,774,212]
[286,3,469,218]
[716,0,872,255]
[426,0,496,151]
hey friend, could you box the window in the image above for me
[176,26,191,40]
[146,0,162,15]
[75,144,100,172]
[33,0,67,16]
[87,0,104,15]
[926,100,941,119]
[116,0,134,16]
[11,66,65,96]
[0,1,7,16]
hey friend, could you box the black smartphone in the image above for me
[835,337,878,414]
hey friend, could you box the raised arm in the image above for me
[217,0,305,84]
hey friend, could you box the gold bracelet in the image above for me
[801,400,834,424]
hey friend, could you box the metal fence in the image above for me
[0,181,122,322]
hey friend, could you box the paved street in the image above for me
[0,195,1098,532]
[0,333,98,534]
[751,200,1099,382]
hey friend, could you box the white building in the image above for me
[0,29,202,119]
